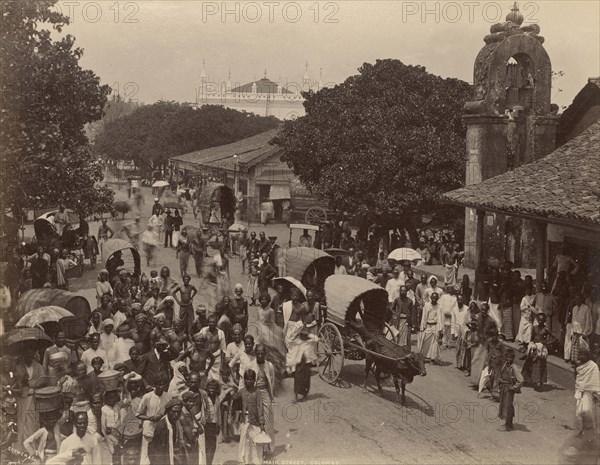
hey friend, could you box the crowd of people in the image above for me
[0,216,322,465]
[366,257,600,435]
[1,198,599,465]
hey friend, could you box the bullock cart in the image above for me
[317,275,426,403]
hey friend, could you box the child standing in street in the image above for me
[498,348,524,431]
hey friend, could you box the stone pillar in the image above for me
[534,220,547,291]
[518,116,558,266]
[463,115,508,267]
[521,116,558,163]
[473,210,485,300]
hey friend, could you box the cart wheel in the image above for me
[382,323,396,342]
[317,322,344,384]
[305,207,327,224]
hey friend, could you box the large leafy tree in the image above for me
[273,59,471,242]
[1,0,113,223]
[93,102,280,174]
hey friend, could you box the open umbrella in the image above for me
[228,222,247,233]
[163,201,184,210]
[15,306,74,328]
[388,248,422,262]
[1,326,53,355]
[273,277,307,300]
[152,180,169,188]
[324,248,351,256]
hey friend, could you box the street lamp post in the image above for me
[233,154,239,196]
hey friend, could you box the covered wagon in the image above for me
[281,247,335,293]
[14,289,91,339]
[197,183,236,229]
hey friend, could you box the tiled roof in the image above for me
[231,78,294,95]
[170,129,281,170]
[441,121,600,226]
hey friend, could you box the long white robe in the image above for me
[417,302,443,361]
[516,295,535,344]
[575,360,600,431]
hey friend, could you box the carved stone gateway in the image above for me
[462,2,559,267]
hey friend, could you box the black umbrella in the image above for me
[324,248,351,256]
[1,326,53,355]
[163,201,184,210]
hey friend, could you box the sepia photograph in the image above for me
[0,1,599,464]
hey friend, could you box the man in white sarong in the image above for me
[198,314,227,380]
[417,292,443,364]
[283,289,315,374]
[438,289,457,348]
[574,348,600,432]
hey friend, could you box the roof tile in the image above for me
[441,121,600,226]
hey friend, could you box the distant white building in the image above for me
[193,61,326,120]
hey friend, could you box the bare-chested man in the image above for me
[169,319,189,353]
[150,313,168,346]
[284,289,308,326]
[159,266,178,295]
[196,314,227,381]
[283,289,309,375]
[180,334,214,388]
[131,314,153,354]
[173,275,197,337]
[442,242,461,287]
[162,319,186,353]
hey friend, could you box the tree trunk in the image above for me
[381,232,390,255]
[403,215,420,249]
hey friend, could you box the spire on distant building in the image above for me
[303,61,310,91]
[318,67,323,90]
[264,68,267,79]
[200,58,207,80]
[226,68,232,92]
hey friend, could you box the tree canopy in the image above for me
[85,94,142,144]
[93,102,279,173]
[273,59,471,236]
[0,0,113,220]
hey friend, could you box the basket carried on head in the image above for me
[33,376,62,413]
[98,369,123,392]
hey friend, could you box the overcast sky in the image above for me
[56,1,599,108]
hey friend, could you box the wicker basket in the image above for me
[34,386,63,413]
[98,369,123,392]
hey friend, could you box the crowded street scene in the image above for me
[1,1,599,465]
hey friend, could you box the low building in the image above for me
[442,120,600,292]
[171,129,299,222]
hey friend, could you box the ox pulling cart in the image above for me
[317,275,426,404]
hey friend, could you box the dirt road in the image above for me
[65,185,582,465]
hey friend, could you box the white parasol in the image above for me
[388,248,422,262]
